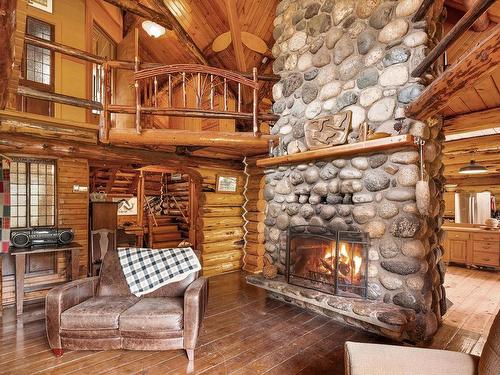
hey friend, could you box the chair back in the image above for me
[91,229,116,268]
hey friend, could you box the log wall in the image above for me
[242,157,266,273]
[196,167,246,277]
[1,158,89,306]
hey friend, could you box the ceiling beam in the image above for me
[445,174,500,186]
[444,107,500,135]
[225,0,246,73]
[0,0,17,110]
[406,23,500,120]
[444,133,500,153]
[102,0,209,65]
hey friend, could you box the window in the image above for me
[10,159,56,228]
[91,25,116,114]
[25,17,53,86]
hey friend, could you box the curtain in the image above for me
[0,158,10,253]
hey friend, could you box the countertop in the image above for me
[442,224,500,234]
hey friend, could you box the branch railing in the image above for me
[101,63,264,142]
[18,32,280,144]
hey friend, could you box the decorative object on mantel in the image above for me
[262,255,277,279]
[367,131,391,140]
[304,111,352,150]
[415,137,430,216]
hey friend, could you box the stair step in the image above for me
[152,225,179,233]
[152,240,184,248]
[154,232,183,242]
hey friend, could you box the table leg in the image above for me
[15,254,26,316]
[70,249,80,281]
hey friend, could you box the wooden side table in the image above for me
[10,243,82,316]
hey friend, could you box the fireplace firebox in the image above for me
[286,226,369,298]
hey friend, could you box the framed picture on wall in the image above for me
[28,0,53,13]
[112,197,138,216]
[216,175,238,194]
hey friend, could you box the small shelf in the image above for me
[256,135,416,168]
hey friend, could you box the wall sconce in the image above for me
[141,20,166,38]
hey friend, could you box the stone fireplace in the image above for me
[247,0,448,343]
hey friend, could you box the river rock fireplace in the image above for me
[247,0,448,344]
[287,227,369,298]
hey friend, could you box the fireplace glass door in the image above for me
[286,227,369,298]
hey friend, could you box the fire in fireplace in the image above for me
[286,226,369,298]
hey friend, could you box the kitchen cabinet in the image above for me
[443,192,455,217]
[443,228,499,269]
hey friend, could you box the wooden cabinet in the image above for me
[91,202,118,231]
[443,192,455,217]
[444,229,499,269]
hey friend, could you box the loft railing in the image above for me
[16,31,280,146]
[101,63,263,142]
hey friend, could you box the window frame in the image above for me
[21,16,55,93]
[10,158,57,230]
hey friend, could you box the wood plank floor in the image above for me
[0,266,498,375]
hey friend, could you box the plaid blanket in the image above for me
[117,247,201,297]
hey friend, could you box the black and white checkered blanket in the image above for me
[117,247,201,297]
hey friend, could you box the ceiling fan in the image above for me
[212,31,268,54]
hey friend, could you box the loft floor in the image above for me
[0,266,498,375]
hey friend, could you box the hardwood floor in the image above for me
[0,266,498,375]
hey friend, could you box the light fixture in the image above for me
[141,20,166,38]
[458,160,488,175]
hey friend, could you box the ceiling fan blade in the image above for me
[241,32,268,54]
[212,31,232,52]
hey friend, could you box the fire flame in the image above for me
[353,255,363,277]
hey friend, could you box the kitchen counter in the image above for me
[442,224,500,234]
[442,224,499,269]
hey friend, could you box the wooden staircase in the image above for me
[148,215,185,249]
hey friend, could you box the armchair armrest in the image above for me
[344,342,479,375]
[183,277,208,350]
[45,277,99,350]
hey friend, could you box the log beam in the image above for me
[18,85,102,110]
[108,128,275,151]
[0,0,17,110]
[444,133,500,153]
[444,107,500,135]
[406,23,500,120]
[0,133,242,169]
[411,0,496,78]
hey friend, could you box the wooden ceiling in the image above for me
[131,0,277,73]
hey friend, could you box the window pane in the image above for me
[9,159,56,228]
[25,18,52,85]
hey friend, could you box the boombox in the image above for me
[10,228,74,248]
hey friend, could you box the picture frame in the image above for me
[28,0,53,13]
[216,175,238,194]
[112,197,138,216]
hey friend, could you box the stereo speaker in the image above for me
[10,228,74,248]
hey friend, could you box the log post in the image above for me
[134,28,141,134]
[252,67,259,136]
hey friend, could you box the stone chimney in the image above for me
[254,0,448,343]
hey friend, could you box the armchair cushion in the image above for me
[119,297,184,332]
[344,342,479,375]
[183,276,208,350]
[61,296,138,330]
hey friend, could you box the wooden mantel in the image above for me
[256,135,416,168]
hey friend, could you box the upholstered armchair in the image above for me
[344,312,499,375]
[46,248,208,360]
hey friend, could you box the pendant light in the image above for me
[458,160,488,174]
[141,21,166,38]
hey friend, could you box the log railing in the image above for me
[19,32,279,148]
[102,63,264,142]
